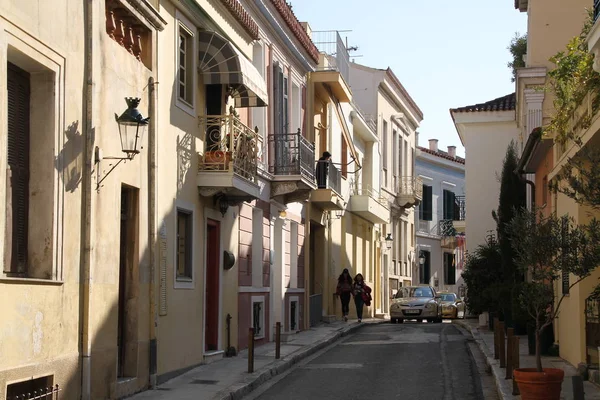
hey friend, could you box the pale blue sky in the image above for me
[290,1,527,158]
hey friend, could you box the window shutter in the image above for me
[423,185,433,221]
[6,63,30,274]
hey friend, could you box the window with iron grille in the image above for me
[5,62,31,275]
[176,209,192,279]
[252,300,264,337]
[562,271,570,295]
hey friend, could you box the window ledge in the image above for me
[254,335,265,340]
[175,277,194,290]
[0,277,64,286]
[175,98,195,117]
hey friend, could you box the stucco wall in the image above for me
[0,0,85,398]
[460,117,520,253]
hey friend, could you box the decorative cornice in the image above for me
[269,0,319,63]
[220,0,260,40]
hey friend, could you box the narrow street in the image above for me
[244,322,486,400]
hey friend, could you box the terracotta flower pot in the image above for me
[513,368,564,400]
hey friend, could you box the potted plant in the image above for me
[508,207,600,400]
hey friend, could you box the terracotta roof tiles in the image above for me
[270,0,320,63]
[418,146,465,165]
[450,92,516,113]
[221,0,260,40]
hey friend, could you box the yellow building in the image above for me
[513,0,592,369]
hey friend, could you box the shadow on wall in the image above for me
[55,121,84,193]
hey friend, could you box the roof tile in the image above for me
[418,146,465,165]
[450,92,516,113]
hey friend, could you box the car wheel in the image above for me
[398,319,404,324]
[391,318,397,324]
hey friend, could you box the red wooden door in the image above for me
[205,219,220,351]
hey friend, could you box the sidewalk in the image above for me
[127,318,385,400]
[455,319,600,400]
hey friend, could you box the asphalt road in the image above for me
[245,322,486,400]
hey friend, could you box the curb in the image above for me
[453,320,514,400]
[214,319,388,400]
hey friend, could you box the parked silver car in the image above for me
[390,285,442,324]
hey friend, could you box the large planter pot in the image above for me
[513,368,564,400]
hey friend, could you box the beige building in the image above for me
[349,63,423,316]
[514,0,595,370]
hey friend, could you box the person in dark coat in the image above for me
[315,151,332,188]
[336,268,353,322]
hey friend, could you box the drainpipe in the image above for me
[147,76,158,387]
[515,166,536,210]
[80,0,95,398]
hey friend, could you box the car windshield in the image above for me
[395,287,434,298]
[440,293,456,302]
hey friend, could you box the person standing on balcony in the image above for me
[336,268,353,322]
[352,273,372,323]
[315,151,332,188]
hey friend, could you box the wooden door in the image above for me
[205,219,220,351]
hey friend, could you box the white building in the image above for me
[450,93,520,254]
[415,139,466,295]
[349,62,423,315]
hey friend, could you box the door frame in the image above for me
[203,208,224,353]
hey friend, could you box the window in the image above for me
[443,189,456,220]
[562,271,570,295]
[419,185,433,221]
[444,253,456,285]
[393,129,398,188]
[392,260,397,275]
[4,49,59,280]
[382,120,388,185]
[251,296,265,339]
[6,63,30,275]
[290,297,299,331]
[7,375,54,399]
[176,210,192,279]
[252,43,266,165]
[419,250,431,284]
[178,25,194,105]
[542,176,548,205]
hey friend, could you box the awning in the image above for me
[198,30,268,107]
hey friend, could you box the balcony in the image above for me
[347,184,390,224]
[453,195,466,233]
[396,176,423,208]
[310,160,345,210]
[197,114,261,201]
[269,130,317,203]
[312,30,352,103]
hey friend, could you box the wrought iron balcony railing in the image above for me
[454,195,466,221]
[438,219,456,237]
[315,160,341,195]
[595,0,600,21]
[396,176,423,198]
[268,129,315,181]
[198,114,262,183]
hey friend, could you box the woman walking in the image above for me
[352,273,372,323]
[336,268,353,322]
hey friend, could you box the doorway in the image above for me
[205,219,221,351]
[118,186,139,378]
[205,84,223,151]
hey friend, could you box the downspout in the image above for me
[148,76,158,387]
[80,0,95,398]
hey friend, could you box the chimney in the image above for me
[447,146,456,158]
[429,139,438,152]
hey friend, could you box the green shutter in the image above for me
[6,63,30,274]
[423,185,433,221]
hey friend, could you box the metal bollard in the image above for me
[499,322,506,368]
[248,327,255,373]
[572,375,584,400]
[512,336,520,396]
[494,317,500,359]
[506,328,514,379]
[275,322,281,359]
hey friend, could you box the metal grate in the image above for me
[269,130,315,181]
[8,384,60,400]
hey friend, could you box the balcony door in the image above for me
[205,84,223,151]
[273,64,291,174]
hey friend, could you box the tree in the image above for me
[508,33,527,82]
[495,141,526,326]
[508,207,600,372]
[461,237,503,315]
